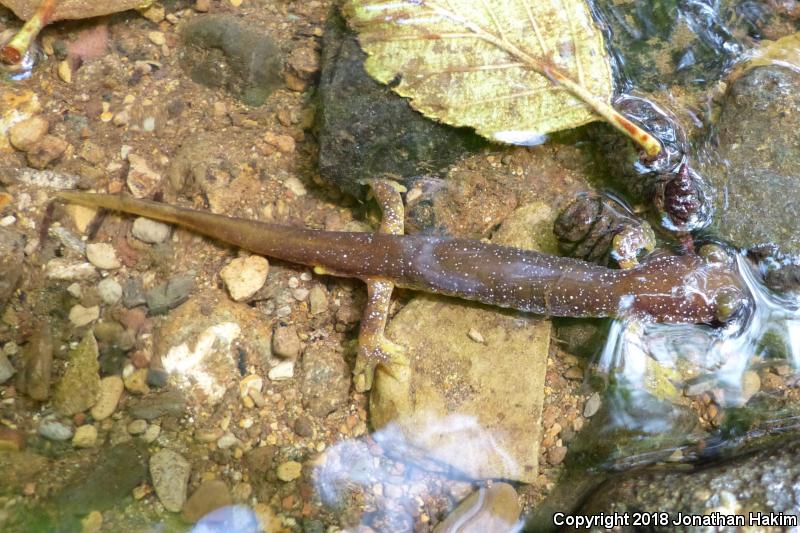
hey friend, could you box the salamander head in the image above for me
[621,245,753,327]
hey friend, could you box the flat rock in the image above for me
[53,441,148,514]
[19,324,53,401]
[52,332,101,416]
[126,389,186,420]
[150,449,191,513]
[145,274,195,314]
[371,204,553,482]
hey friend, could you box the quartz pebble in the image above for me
[132,217,171,243]
[216,432,239,449]
[46,259,97,281]
[98,278,123,305]
[86,243,122,270]
[90,376,124,420]
[72,424,98,448]
[268,361,294,381]
[220,256,269,301]
[276,461,302,482]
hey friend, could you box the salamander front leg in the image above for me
[353,180,409,393]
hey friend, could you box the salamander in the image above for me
[56,190,751,326]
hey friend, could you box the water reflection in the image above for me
[315,416,524,531]
[593,253,800,463]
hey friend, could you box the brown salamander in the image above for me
[57,191,751,325]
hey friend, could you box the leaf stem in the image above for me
[0,0,57,66]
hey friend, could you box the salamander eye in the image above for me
[699,243,732,265]
[714,287,751,327]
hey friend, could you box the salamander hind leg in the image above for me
[353,179,409,393]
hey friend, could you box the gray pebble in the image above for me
[145,274,195,315]
[583,392,602,418]
[132,217,171,244]
[98,278,123,305]
[150,449,191,512]
[39,417,74,441]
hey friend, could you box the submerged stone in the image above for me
[703,65,800,255]
[180,15,283,106]
[572,436,800,529]
[52,441,149,515]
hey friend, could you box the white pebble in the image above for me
[268,361,294,381]
[46,259,98,281]
[86,243,122,270]
[220,256,269,302]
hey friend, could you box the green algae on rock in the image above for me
[52,331,100,416]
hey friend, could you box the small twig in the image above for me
[0,0,57,65]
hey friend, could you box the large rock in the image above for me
[702,65,800,254]
[316,11,482,198]
[370,204,553,482]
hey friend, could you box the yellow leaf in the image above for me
[344,0,661,156]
